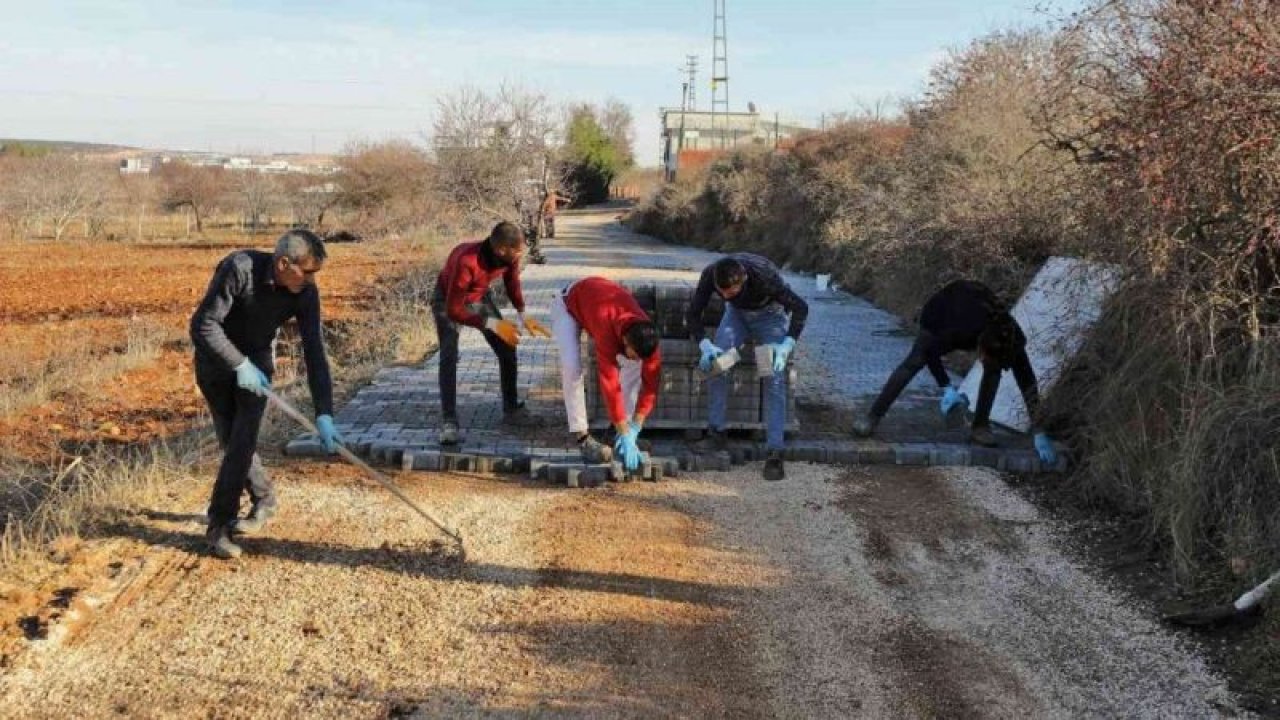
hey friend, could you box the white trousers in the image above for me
[551,293,642,434]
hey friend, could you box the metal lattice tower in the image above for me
[711,0,730,146]
[684,54,699,112]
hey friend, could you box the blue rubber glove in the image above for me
[771,337,796,373]
[614,429,644,471]
[234,359,270,397]
[698,339,724,372]
[940,385,968,417]
[1034,432,1058,466]
[316,414,343,453]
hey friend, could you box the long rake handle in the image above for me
[1234,569,1280,611]
[264,389,463,546]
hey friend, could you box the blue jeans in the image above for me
[707,303,789,449]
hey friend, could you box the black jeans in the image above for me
[431,291,518,421]
[870,330,1034,428]
[195,354,275,528]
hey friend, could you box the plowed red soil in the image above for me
[0,236,428,459]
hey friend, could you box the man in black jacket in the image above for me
[190,229,342,559]
[686,254,809,481]
[852,280,1057,464]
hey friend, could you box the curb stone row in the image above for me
[287,433,1066,484]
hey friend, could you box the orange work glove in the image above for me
[484,317,522,347]
[520,313,551,339]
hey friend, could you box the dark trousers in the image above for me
[869,331,1002,427]
[431,293,518,421]
[195,355,275,528]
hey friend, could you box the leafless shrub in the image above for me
[1038,0,1280,582]
[335,140,440,237]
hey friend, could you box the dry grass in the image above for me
[0,317,174,419]
[0,437,208,580]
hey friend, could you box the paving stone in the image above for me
[442,453,472,472]
[416,451,443,472]
[857,444,895,465]
[709,451,732,472]
[829,447,860,465]
[970,447,1001,469]
[286,438,325,457]
[580,467,609,487]
[1005,452,1036,474]
[930,446,972,467]
[894,445,930,466]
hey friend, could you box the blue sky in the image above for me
[0,1,1079,165]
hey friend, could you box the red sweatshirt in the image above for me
[437,241,526,328]
[565,277,661,424]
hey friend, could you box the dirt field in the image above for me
[0,235,429,457]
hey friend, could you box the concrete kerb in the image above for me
[288,433,1067,484]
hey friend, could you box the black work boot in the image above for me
[969,425,998,448]
[205,524,243,559]
[763,450,785,481]
[851,413,879,438]
[691,429,728,454]
[439,419,461,446]
[502,400,536,427]
[578,434,613,464]
[231,501,277,535]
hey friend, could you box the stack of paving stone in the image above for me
[584,281,798,431]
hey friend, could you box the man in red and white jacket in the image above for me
[431,222,550,445]
[552,276,661,469]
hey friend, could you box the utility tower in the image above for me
[710,0,730,148]
[684,54,699,112]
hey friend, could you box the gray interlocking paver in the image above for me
[287,210,1057,475]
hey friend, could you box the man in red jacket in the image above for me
[551,276,661,468]
[431,222,550,445]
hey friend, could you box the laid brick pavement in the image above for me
[287,210,1061,478]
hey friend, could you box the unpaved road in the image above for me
[0,212,1247,718]
[1,461,1244,718]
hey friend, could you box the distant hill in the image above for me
[0,138,138,157]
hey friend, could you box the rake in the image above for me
[264,389,465,557]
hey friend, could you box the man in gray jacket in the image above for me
[189,229,341,559]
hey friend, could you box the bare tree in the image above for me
[117,172,159,241]
[156,161,228,234]
[20,155,113,241]
[234,171,281,232]
[431,83,567,223]
[279,172,341,229]
[600,98,636,169]
[0,156,24,240]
